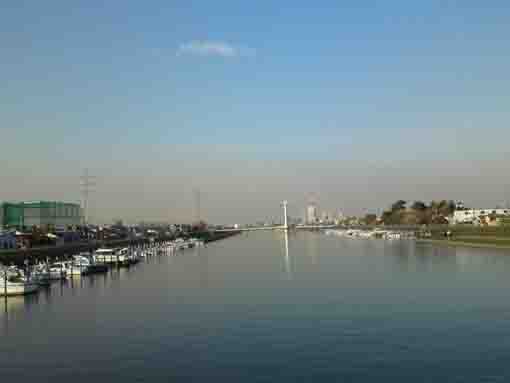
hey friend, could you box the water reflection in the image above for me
[1,294,39,330]
[1,296,22,331]
[283,230,292,279]
[454,246,510,271]
[0,262,147,329]
[3,234,510,334]
[197,245,209,289]
[304,231,318,265]
[68,274,85,295]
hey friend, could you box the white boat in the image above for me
[52,257,92,276]
[35,263,67,281]
[70,255,108,275]
[0,280,39,296]
[48,264,68,280]
[93,248,129,265]
[50,262,76,276]
[189,238,205,247]
[75,255,108,273]
[0,270,39,297]
[126,250,141,265]
[61,261,87,276]
[358,231,374,239]
[31,270,51,286]
[385,232,402,240]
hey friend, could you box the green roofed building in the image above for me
[0,201,82,229]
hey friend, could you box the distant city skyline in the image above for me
[1,2,510,223]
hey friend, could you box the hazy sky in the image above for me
[1,1,510,223]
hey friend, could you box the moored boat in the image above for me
[69,255,108,275]
[34,263,67,281]
[75,254,109,273]
[0,269,39,297]
[0,280,39,296]
[93,248,129,266]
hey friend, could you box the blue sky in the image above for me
[1,1,510,222]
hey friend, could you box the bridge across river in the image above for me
[215,224,338,232]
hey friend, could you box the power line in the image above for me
[80,169,96,225]
[193,188,201,223]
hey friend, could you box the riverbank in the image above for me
[203,230,241,243]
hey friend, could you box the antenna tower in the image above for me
[80,169,96,225]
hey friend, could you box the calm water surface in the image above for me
[2,231,510,382]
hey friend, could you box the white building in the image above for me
[320,211,333,223]
[306,204,317,224]
[453,208,510,224]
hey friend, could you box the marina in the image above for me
[324,228,416,240]
[1,238,205,298]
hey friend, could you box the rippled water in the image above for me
[2,231,510,382]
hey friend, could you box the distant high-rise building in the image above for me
[335,210,344,224]
[306,204,317,224]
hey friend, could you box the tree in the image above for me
[391,200,407,211]
[401,210,419,225]
[381,210,401,225]
[447,200,456,216]
[432,215,449,225]
[381,211,392,224]
[113,219,124,228]
[191,220,208,233]
[433,200,454,219]
[364,214,377,225]
[417,208,433,225]
[411,201,427,211]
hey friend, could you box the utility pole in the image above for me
[80,169,96,226]
[193,188,201,224]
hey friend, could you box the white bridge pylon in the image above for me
[281,200,289,230]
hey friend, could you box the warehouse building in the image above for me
[0,201,82,229]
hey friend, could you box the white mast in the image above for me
[282,200,288,230]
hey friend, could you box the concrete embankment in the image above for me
[204,230,241,243]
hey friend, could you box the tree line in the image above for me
[364,200,456,226]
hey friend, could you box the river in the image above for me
[2,231,510,382]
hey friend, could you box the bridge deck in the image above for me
[215,225,337,232]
